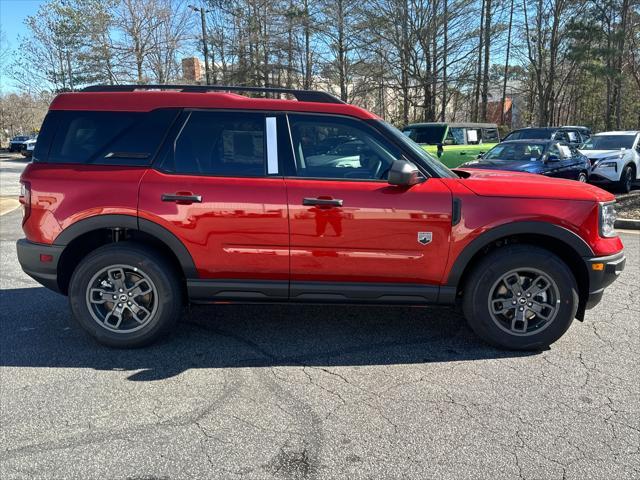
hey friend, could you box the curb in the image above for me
[615,218,640,230]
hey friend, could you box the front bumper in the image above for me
[583,251,626,310]
[16,239,64,293]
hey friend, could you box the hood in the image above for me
[461,158,544,174]
[578,149,627,159]
[453,168,615,202]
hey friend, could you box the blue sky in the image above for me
[1,0,45,91]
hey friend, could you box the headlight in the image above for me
[599,202,617,238]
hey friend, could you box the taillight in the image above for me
[19,181,31,223]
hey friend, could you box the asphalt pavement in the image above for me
[0,157,639,479]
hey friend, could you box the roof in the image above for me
[513,125,589,131]
[49,88,379,120]
[593,131,639,136]
[404,122,498,129]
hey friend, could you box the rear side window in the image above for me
[159,111,266,177]
[39,109,178,165]
[482,128,499,142]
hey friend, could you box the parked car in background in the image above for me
[401,122,500,168]
[564,126,592,140]
[580,131,640,193]
[8,135,32,153]
[502,126,589,148]
[21,137,37,157]
[460,140,591,182]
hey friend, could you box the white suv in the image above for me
[580,131,640,193]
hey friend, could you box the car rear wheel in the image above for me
[69,242,182,348]
[577,171,588,183]
[617,164,635,193]
[462,245,578,350]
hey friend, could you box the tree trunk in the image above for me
[473,0,485,122]
[480,0,492,122]
[500,0,514,125]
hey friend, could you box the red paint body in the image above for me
[20,90,623,293]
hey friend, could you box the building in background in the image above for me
[181,57,204,83]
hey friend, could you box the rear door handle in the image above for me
[161,193,202,203]
[302,197,343,207]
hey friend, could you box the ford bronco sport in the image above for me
[17,85,625,350]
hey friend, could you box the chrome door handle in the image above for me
[161,193,202,203]
[302,197,343,207]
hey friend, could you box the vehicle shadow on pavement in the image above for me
[0,287,537,381]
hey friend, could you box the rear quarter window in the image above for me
[36,109,178,165]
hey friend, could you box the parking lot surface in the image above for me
[0,161,639,479]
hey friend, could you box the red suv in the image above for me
[18,85,625,350]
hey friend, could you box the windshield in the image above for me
[503,129,554,141]
[581,135,636,150]
[378,121,458,178]
[401,125,447,145]
[484,142,546,162]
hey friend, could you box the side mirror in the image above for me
[388,159,424,186]
[477,153,484,159]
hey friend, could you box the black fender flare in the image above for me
[446,221,594,287]
[53,214,198,278]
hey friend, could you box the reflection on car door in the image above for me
[284,113,453,303]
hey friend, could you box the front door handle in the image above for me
[302,197,343,207]
[161,193,202,204]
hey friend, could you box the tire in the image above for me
[462,245,578,350]
[69,242,182,348]
[617,164,635,193]
[577,171,588,183]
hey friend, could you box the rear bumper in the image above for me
[583,251,626,310]
[16,239,64,293]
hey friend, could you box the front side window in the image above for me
[566,131,580,143]
[447,127,465,145]
[289,115,400,180]
[482,128,499,142]
[161,111,266,176]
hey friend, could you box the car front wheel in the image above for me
[617,164,635,193]
[463,245,578,350]
[69,242,182,348]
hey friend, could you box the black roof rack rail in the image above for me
[81,84,345,104]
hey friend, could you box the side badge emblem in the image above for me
[418,232,433,245]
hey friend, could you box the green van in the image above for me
[401,122,500,167]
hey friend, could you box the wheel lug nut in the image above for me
[127,302,131,306]
[519,307,524,311]
[517,292,521,296]
[128,292,132,296]
[512,300,517,305]
[112,295,117,300]
[119,288,124,293]
[526,293,531,297]
[118,303,122,307]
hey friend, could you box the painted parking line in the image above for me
[0,197,20,216]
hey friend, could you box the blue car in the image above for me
[460,139,591,182]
